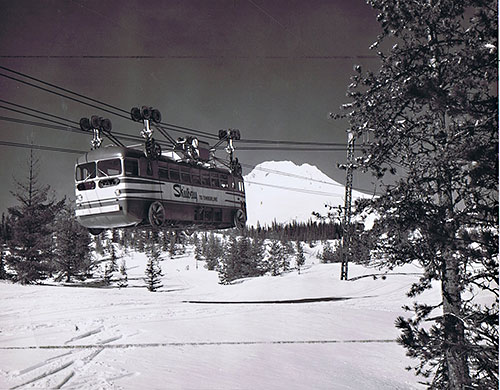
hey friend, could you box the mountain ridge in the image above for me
[243,160,369,227]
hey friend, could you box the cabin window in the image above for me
[201,171,210,186]
[214,208,222,222]
[98,159,122,177]
[181,168,191,183]
[220,174,228,188]
[169,166,180,182]
[124,159,139,176]
[159,168,169,180]
[210,172,220,188]
[204,208,213,221]
[76,162,96,181]
[192,169,201,185]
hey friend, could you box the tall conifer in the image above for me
[6,149,64,284]
[338,1,498,387]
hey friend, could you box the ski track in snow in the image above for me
[4,320,128,390]
[0,246,444,390]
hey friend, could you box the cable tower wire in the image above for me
[340,130,355,281]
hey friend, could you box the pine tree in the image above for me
[280,238,294,272]
[194,234,203,270]
[295,241,306,274]
[94,234,105,256]
[145,242,163,292]
[201,233,208,257]
[337,1,498,388]
[251,237,266,275]
[168,231,179,258]
[0,213,5,244]
[6,149,65,284]
[117,259,128,288]
[320,241,336,264]
[205,233,223,271]
[237,236,261,278]
[108,241,119,272]
[218,235,239,284]
[53,205,92,282]
[111,228,119,243]
[0,249,7,280]
[267,240,283,276]
[102,263,112,285]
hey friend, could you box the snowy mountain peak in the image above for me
[243,161,368,227]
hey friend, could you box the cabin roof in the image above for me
[75,146,143,164]
[75,146,233,175]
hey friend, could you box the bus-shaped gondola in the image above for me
[74,110,246,234]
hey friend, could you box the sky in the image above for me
[0,0,383,213]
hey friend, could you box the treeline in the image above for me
[193,233,308,284]
[244,220,341,241]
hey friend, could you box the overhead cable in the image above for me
[0,65,349,146]
[0,140,85,154]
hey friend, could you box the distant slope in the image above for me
[243,161,370,227]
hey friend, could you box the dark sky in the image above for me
[0,0,382,213]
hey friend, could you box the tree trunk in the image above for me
[441,254,470,389]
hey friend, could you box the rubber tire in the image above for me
[233,209,246,230]
[148,201,165,228]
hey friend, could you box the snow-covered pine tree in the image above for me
[205,233,223,270]
[267,240,283,276]
[280,238,294,272]
[237,236,262,278]
[168,231,179,258]
[111,228,119,243]
[218,235,239,284]
[103,263,113,286]
[338,1,498,388]
[6,149,65,284]
[194,234,203,269]
[161,230,169,252]
[108,240,119,272]
[145,242,163,292]
[117,259,128,288]
[320,241,336,264]
[201,233,208,257]
[251,236,266,275]
[176,232,186,255]
[295,241,305,274]
[54,205,92,282]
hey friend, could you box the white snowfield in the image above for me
[244,161,371,227]
[0,246,437,390]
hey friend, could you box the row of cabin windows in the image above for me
[77,158,244,192]
[124,158,242,191]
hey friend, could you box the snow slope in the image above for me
[0,245,436,390]
[244,161,370,227]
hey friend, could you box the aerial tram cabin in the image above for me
[74,107,246,235]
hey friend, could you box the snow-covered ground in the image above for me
[0,245,438,390]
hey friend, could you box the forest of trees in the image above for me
[244,220,341,242]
